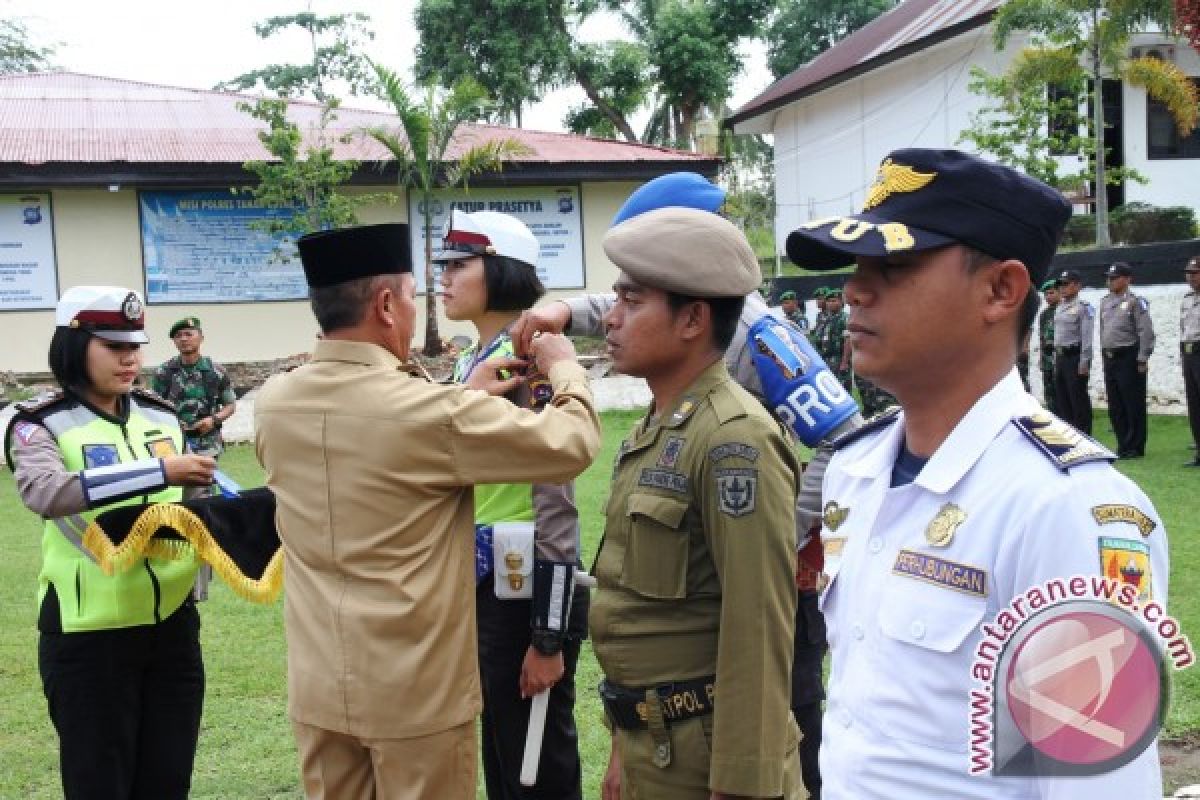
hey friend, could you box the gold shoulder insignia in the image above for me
[863,159,937,211]
[14,389,66,414]
[1012,413,1115,471]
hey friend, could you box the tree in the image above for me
[992,0,1199,245]
[765,0,897,79]
[218,12,377,102]
[0,19,54,73]
[415,0,771,149]
[1177,0,1200,50]
[367,64,531,356]
[222,14,385,241]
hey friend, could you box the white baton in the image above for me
[520,690,551,786]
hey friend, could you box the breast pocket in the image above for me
[620,493,690,599]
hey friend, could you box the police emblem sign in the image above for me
[0,193,57,310]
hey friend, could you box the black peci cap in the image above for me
[297,224,412,289]
[785,149,1072,285]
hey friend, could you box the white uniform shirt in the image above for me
[819,370,1167,799]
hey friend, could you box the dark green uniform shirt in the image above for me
[590,361,800,796]
[1038,304,1057,372]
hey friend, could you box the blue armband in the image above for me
[749,316,860,446]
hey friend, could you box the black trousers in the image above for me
[477,579,588,800]
[1184,343,1200,452]
[38,602,204,800]
[1041,366,1057,414]
[791,589,827,800]
[1054,349,1092,434]
[1102,346,1147,456]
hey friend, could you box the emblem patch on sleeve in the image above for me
[715,468,757,518]
[13,421,38,446]
[1092,504,1156,537]
[82,443,120,469]
[144,437,178,458]
[708,442,760,463]
[1099,537,1151,603]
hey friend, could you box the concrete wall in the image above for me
[0,181,637,373]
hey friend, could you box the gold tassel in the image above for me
[82,504,283,604]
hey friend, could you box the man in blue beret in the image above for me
[787,149,1168,799]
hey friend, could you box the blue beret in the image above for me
[613,172,725,226]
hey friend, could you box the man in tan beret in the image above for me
[590,207,806,800]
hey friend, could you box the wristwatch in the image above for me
[531,630,564,656]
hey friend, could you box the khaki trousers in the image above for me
[614,715,807,800]
[292,719,476,800]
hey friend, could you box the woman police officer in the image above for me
[4,285,216,799]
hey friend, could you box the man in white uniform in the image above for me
[784,148,1169,799]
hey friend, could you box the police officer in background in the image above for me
[1098,262,1155,458]
[592,208,804,799]
[1037,279,1060,412]
[254,223,600,800]
[1182,257,1200,466]
[786,147,1167,799]
[1053,269,1095,433]
[151,317,237,457]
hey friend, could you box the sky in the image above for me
[2,0,774,134]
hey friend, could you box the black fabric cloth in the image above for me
[1054,350,1093,434]
[791,589,826,800]
[1041,367,1058,415]
[1185,344,1200,456]
[1102,345,1147,456]
[38,602,204,800]
[476,580,588,800]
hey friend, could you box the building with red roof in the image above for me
[0,71,719,370]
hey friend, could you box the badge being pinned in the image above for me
[925,503,966,548]
[823,501,849,532]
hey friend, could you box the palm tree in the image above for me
[367,63,530,355]
[995,0,1199,246]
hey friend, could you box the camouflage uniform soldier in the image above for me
[818,289,852,392]
[151,317,237,457]
[808,288,829,347]
[778,291,808,333]
[1038,279,1059,412]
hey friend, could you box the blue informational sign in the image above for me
[140,190,306,304]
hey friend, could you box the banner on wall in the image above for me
[0,193,57,310]
[140,190,307,304]
[407,186,585,291]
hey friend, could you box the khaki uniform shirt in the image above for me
[1054,295,1095,365]
[1182,290,1200,344]
[590,361,800,796]
[254,339,599,739]
[1098,290,1155,362]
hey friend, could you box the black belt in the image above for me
[1056,345,1081,356]
[599,676,715,730]
[1103,345,1137,359]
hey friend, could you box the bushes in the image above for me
[1062,203,1198,247]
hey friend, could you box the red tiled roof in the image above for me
[0,71,713,167]
[728,0,1002,127]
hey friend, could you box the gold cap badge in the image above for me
[863,159,937,211]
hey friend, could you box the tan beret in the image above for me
[602,207,761,298]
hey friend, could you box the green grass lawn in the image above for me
[0,408,1194,796]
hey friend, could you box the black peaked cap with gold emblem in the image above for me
[786,149,1071,285]
[297,223,412,289]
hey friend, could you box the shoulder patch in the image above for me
[14,389,66,415]
[832,406,900,451]
[132,386,177,414]
[1011,412,1115,471]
